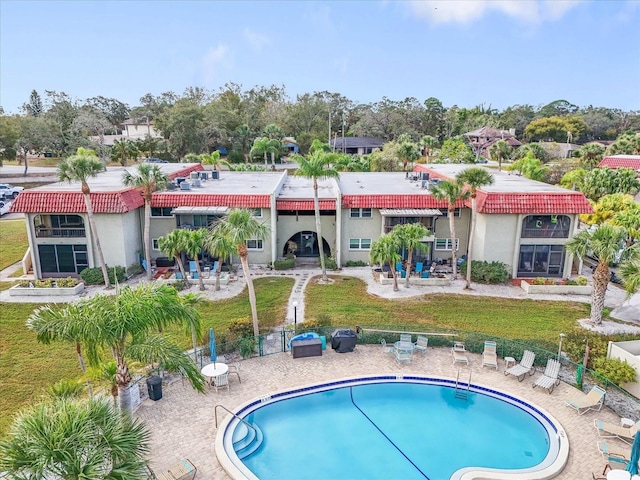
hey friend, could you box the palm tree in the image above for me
[567,224,640,324]
[0,397,150,479]
[122,163,168,281]
[158,229,189,281]
[420,135,439,162]
[204,225,236,291]
[58,147,111,288]
[45,379,86,400]
[182,228,207,291]
[263,123,284,165]
[199,150,229,173]
[29,283,206,413]
[215,208,269,337]
[575,143,605,170]
[177,292,205,363]
[233,124,253,163]
[250,136,280,168]
[392,223,431,288]
[295,149,340,282]
[86,360,120,406]
[370,234,402,292]
[457,167,494,289]
[431,179,470,280]
[488,139,512,171]
[111,138,139,166]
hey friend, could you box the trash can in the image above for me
[331,329,357,353]
[146,376,163,401]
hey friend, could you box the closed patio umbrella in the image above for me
[209,328,217,365]
[627,428,639,475]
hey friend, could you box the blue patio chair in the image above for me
[212,260,219,272]
[421,270,430,278]
[189,261,198,279]
[400,270,406,278]
[415,262,423,277]
[396,262,403,272]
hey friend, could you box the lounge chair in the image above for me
[532,358,561,393]
[381,338,394,354]
[565,385,606,415]
[149,458,197,480]
[414,336,428,354]
[504,350,536,382]
[452,341,469,365]
[482,341,498,370]
[594,418,639,444]
[597,441,630,463]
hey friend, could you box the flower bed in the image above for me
[378,273,450,286]
[520,278,591,295]
[9,278,85,296]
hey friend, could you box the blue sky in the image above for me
[1,0,639,114]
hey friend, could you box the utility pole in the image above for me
[342,112,346,153]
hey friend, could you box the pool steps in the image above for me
[232,422,264,459]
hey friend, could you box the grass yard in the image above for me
[305,276,590,343]
[0,219,28,270]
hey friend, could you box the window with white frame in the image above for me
[349,238,372,250]
[350,208,372,218]
[246,239,263,250]
[252,208,262,218]
[438,208,461,218]
[435,238,459,251]
[152,238,160,250]
[151,207,174,217]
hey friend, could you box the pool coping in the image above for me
[214,374,570,480]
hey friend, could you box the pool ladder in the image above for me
[454,369,471,400]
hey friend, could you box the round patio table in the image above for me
[201,362,228,385]
[394,341,414,354]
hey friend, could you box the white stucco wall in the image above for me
[95,211,142,269]
[431,209,471,263]
[276,214,337,260]
[474,213,519,269]
[339,209,380,265]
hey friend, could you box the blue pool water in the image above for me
[229,380,555,480]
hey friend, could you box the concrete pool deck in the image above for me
[136,345,625,479]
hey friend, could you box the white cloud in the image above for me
[201,44,232,85]
[407,0,584,25]
[243,28,272,52]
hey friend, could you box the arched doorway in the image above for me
[284,231,331,258]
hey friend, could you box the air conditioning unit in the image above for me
[190,172,199,180]
[192,179,201,188]
[180,182,191,191]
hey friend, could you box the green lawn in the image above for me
[0,219,28,270]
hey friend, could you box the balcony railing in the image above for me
[35,227,86,238]
[521,228,570,238]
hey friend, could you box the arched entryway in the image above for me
[284,231,331,258]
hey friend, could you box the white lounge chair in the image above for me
[149,458,197,480]
[414,336,429,354]
[504,350,536,382]
[597,441,630,462]
[212,372,229,393]
[451,341,469,365]
[532,358,561,393]
[482,341,498,370]
[565,385,606,415]
[594,418,639,444]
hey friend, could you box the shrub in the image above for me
[126,263,145,276]
[321,255,338,270]
[170,279,187,292]
[576,275,588,286]
[345,260,367,267]
[273,258,295,270]
[55,277,79,288]
[464,260,510,284]
[565,278,578,286]
[593,357,637,386]
[80,265,126,285]
[239,338,257,358]
[228,317,254,339]
[529,277,547,285]
[34,279,54,288]
[227,150,245,164]
[17,280,31,287]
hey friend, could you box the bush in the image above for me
[462,260,510,284]
[34,279,54,288]
[576,275,588,286]
[227,150,245,164]
[239,338,257,358]
[565,278,578,286]
[228,317,255,339]
[170,279,187,292]
[80,265,126,285]
[55,277,79,288]
[321,255,338,270]
[345,260,367,267]
[17,280,31,287]
[273,258,295,270]
[126,263,145,276]
[593,357,637,386]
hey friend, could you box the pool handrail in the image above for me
[215,404,257,437]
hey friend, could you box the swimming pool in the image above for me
[216,376,569,480]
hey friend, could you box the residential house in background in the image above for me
[330,137,385,155]
[463,126,522,159]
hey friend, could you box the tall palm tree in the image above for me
[431,179,470,280]
[295,149,340,282]
[370,234,402,292]
[575,143,605,170]
[420,135,439,162]
[233,124,253,163]
[178,292,205,363]
[263,123,284,165]
[122,163,168,281]
[58,147,111,287]
[457,167,494,289]
[0,397,150,479]
[111,138,138,166]
[215,208,269,337]
[199,150,229,173]
[204,225,236,291]
[488,139,512,171]
[392,223,431,288]
[29,283,205,413]
[158,229,189,281]
[567,224,640,325]
[250,136,280,168]
[182,228,207,291]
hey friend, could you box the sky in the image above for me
[1,0,639,114]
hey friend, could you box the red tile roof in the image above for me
[168,164,203,180]
[152,193,271,209]
[598,156,640,171]
[277,200,336,210]
[342,195,454,209]
[10,190,144,214]
[476,192,593,214]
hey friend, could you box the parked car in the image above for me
[0,200,11,216]
[0,184,24,200]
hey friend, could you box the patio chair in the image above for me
[597,441,630,463]
[189,261,198,279]
[414,262,423,277]
[451,341,469,365]
[481,341,498,370]
[504,350,536,382]
[414,336,428,354]
[228,363,242,384]
[212,372,230,393]
[395,262,403,273]
[532,358,561,393]
[400,333,412,343]
[565,385,606,415]
[149,458,197,480]
[395,348,412,365]
[594,418,639,444]
[381,338,394,354]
